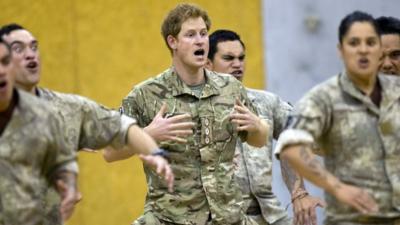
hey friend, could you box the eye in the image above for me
[366,38,377,47]
[1,55,11,66]
[222,55,234,61]
[348,38,359,47]
[390,50,400,60]
[185,32,195,37]
[11,44,24,54]
[238,55,245,61]
[200,30,208,37]
[31,43,38,52]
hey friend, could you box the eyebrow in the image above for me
[10,40,38,46]
[222,53,245,57]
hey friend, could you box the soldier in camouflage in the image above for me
[0,23,174,224]
[375,16,400,76]
[108,3,269,225]
[274,11,400,225]
[206,29,325,225]
[0,38,77,225]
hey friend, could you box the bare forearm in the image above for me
[103,125,159,163]
[103,146,134,162]
[246,119,268,147]
[280,157,305,193]
[143,124,161,142]
[281,144,342,196]
[126,125,159,155]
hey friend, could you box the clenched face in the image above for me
[207,40,245,81]
[3,29,40,92]
[168,17,209,70]
[339,22,382,82]
[380,34,400,75]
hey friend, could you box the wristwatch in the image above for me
[151,148,168,157]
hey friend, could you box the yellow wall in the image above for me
[0,0,265,224]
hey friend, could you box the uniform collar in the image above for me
[164,67,220,98]
[339,71,380,115]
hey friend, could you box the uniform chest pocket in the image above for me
[210,96,239,144]
[8,133,48,166]
[334,106,376,155]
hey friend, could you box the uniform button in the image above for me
[205,128,210,135]
[204,119,209,126]
[205,137,210,144]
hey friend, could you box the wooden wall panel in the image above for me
[0,1,264,224]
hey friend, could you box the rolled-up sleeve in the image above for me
[274,93,331,159]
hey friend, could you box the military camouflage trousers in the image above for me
[246,213,291,225]
[132,211,259,225]
[324,218,400,225]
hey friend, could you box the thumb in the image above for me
[316,199,327,208]
[156,102,168,117]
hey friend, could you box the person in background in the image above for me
[275,11,400,225]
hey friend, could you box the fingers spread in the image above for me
[169,113,192,123]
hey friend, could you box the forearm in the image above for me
[280,157,306,193]
[143,124,161,142]
[281,144,342,196]
[103,146,134,162]
[126,125,159,155]
[103,125,160,162]
[246,119,268,147]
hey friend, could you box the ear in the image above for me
[167,35,177,51]
[205,59,213,70]
[337,43,343,60]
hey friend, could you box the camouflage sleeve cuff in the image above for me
[58,160,79,174]
[274,129,314,159]
[110,114,137,149]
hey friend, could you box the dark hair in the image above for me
[161,3,211,52]
[208,29,245,60]
[375,16,400,36]
[338,11,380,44]
[0,23,25,39]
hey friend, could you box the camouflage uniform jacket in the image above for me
[37,87,135,151]
[235,88,291,224]
[275,72,400,223]
[122,68,258,225]
[36,87,136,225]
[0,89,76,225]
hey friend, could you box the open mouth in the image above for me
[194,49,205,56]
[0,80,8,91]
[26,61,38,70]
[358,58,369,68]
[231,70,243,76]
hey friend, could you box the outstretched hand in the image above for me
[139,154,174,192]
[292,194,326,225]
[230,98,261,133]
[334,183,378,214]
[144,103,195,143]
